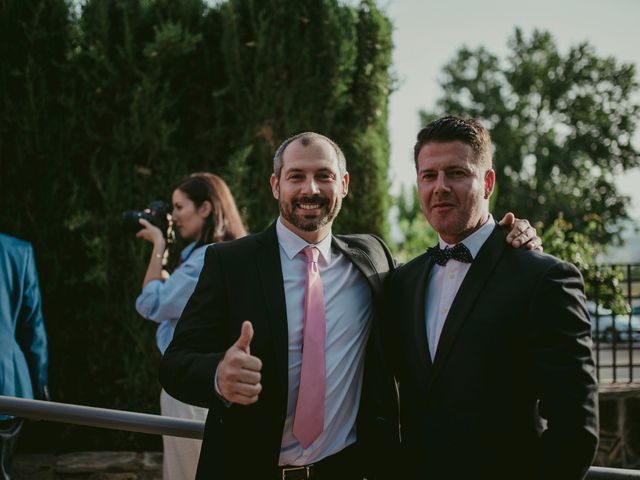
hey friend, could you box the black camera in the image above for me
[121,200,172,239]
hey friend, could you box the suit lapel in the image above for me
[254,223,289,398]
[410,253,435,373]
[427,226,506,389]
[331,236,382,294]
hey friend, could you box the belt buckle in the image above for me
[281,464,312,480]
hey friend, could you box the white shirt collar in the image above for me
[438,214,495,259]
[276,217,332,264]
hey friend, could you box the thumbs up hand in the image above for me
[217,321,263,405]
[234,320,254,354]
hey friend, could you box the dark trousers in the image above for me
[0,419,22,480]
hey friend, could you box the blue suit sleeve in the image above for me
[16,244,49,400]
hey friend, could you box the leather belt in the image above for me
[279,464,315,480]
[277,443,359,479]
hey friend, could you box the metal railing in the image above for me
[591,263,640,384]
[0,395,203,439]
[0,395,638,479]
[588,468,640,479]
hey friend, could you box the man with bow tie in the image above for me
[384,116,599,480]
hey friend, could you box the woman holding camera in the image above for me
[135,172,247,480]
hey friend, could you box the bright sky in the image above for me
[385,0,640,222]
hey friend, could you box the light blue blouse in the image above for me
[135,242,208,355]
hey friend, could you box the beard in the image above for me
[279,194,342,232]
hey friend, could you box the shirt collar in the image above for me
[276,217,332,264]
[438,214,495,259]
[180,241,199,262]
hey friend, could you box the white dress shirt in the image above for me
[425,215,495,360]
[276,218,373,466]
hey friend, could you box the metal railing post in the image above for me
[628,264,634,383]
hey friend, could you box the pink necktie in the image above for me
[292,246,326,448]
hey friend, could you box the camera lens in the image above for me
[121,211,153,233]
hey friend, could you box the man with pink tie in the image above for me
[160,132,537,479]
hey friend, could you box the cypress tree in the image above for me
[332,0,393,236]
[1,0,393,451]
[217,0,358,229]
[217,0,393,235]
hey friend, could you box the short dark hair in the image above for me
[273,132,347,178]
[413,116,493,169]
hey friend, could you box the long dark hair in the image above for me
[173,173,247,244]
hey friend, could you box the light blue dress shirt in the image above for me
[275,219,373,466]
[136,242,208,355]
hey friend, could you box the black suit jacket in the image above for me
[384,226,598,480]
[160,223,399,479]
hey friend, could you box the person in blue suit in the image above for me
[0,233,48,479]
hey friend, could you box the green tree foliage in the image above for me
[420,28,640,247]
[542,215,628,315]
[393,185,436,263]
[0,0,393,451]
[217,0,392,234]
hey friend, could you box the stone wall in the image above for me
[15,452,162,480]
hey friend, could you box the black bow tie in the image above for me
[426,243,473,266]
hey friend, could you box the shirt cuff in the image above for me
[214,366,232,408]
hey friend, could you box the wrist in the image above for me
[153,239,166,252]
[214,366,232,407]
[152,245,166,260]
